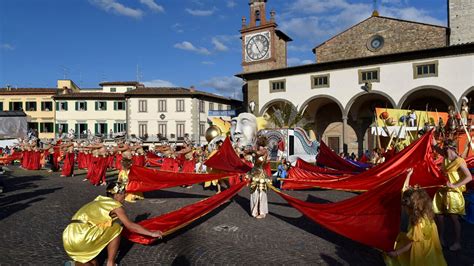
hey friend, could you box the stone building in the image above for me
[237,0,474,155]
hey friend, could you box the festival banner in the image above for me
[124,180,248,244]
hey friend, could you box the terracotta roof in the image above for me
[53,92,125,100]
[125,87,236,102]
[0,88,58,95]
[99,81,141,86]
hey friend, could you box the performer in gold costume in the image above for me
[385,181,447,266]
[62,182,162,266]
[246,136,271,219]
[117,157,144,203]
[431,138,472,251]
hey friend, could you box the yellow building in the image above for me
[0,87,58,139]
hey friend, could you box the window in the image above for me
[28,122,38,131]
[358,68,380,84]
[199,122,206,137]
[218,104,222,110]
[41,101,53,111]
[114,101,126,110]
[209,102,214,111]
[95,101,107,111]
[311,74,330,89]
[9,102,23,111]
[158,123,167,139]
[26,101,37,111]
[56,123,68,134]
[158,100,167,112]
[126,87,133,92]
[76,101,87,111]
[139,100,147,112]
[57,102,68,111]
[40,122,54,133]
[110,87,116,92]
[95,123,108,135]
[76,123,88,138]
[413,61,438,79]
[270,80,286,93]
[199,100,205,113]
[0,102,3,111]
[226,105,231,110]
[139,123,148,138]
[176,99,185,112]
[114,123,126,133]
[176,123,185,138]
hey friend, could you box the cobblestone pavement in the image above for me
[0,166,473,265]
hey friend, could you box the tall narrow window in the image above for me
[138,100,147,112]
[176,123,185,138]
[199,100,205,113]
[199,122,206,137]
[158,123,167,139]
[158,100,167,112]
[176,99,185,112]
[138,123,148,138]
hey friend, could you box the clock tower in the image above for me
[241,0,292,73]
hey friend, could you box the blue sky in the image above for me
[0,0,447,99]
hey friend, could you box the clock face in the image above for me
[245,32,270,62]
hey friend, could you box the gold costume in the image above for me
[118,170,144,202]
[62,196,123,263]
[384,217,446,266]
[433,157,467,215]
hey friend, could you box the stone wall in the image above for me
[315,16,447,63]
[449,0,474,45]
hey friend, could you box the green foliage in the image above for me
[267,102,311,129]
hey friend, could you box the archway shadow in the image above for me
[0,173,45,194]
[0,187,62,220]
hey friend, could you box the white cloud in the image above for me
[172,23,184,33]
[202,61,215,65]
[227,0,236,8]
[288,57,313,66]
[174,41,211,55]
[185,7,217,16]
[380,6,445,26]
[212,37,228,52]
[201,76,244,99]
[142,79,175,87]
[139,0,164,13]
[89,0,143,18]
[0,43,15,51]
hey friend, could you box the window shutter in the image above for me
[64,102,68,111]
[55,124,59,134]
[104,123,108,134]
[9,102,13,111]
[64,123,68,132]
[40,123,44,133]
[95,123,98,134]
[95,102,98,111]
[103,102,107,111]
[75,124,79,137]
[114,102,117,110]
[75,102,79,111]
[55,102,59,111]
[84,102,87,111]
[114,123,117,133]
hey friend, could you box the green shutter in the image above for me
[84,102,87,111]
[95,123,98,135]
[75,102,79,111]
[55,124,59,134]
[104,123,108,134]
[95,102,98,110]
[103,102,107,111]
[64,123,68,132]
[9,102,13,111]
[64,102,68,111]
[40,123,44,133]
[114,102,117,110]
[55,102,59,111]
[114,123,117,133]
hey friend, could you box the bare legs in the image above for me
[436,214,462,251]
[106,234,121,266]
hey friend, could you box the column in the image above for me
[342,115,348,154]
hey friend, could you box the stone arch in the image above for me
[398,85,458,112]
[300,95,345,153]
[345,91,396,156]
[344,91,396,117]
[458,86,474,112]
[259,98,295,116]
